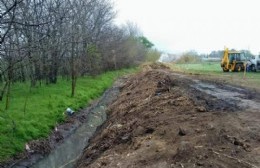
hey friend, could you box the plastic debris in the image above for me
[25,143,34,153]
[66,107,74,116]
[25,143,30,151]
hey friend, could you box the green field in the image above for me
[0,68,137,162]
[173,62,222,74]
[170,62,260,90]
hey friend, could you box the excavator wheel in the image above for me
[235,64,243,72]
[222,68,229,72]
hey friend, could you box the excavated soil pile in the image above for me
[76,68,260,168]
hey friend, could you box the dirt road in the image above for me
[76,64,260,168]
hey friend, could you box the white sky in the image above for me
[114,0,260,54]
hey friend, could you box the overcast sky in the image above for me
[114,0,260,54]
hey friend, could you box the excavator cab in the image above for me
[221,48,246,72]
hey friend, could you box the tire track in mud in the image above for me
[166,70,260,112]
[192,81,260,111]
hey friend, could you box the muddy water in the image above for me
[192,81,260,111]
[32,107,105,168]
[13,84,121,168]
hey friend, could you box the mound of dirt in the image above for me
[76,69,260,168]
[141,62,170,71]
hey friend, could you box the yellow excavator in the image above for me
[221,48,246,72]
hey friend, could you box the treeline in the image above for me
[175,49,255,64]
[0,0,159,105]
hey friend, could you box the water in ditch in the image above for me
[33,107,105,168]
[12,84,121,168]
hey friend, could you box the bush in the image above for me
[176,52,201,64]
[145,49,161,62]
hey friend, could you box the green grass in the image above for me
[169,62,260,90]
[0,68,137,162]
[173,62,222,74]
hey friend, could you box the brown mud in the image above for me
[76,64,260,168]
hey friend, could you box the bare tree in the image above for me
[0,0,149,102]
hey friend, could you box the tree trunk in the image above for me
[0,82,8,101]
[71,37,76,97]
[5,64,13,110]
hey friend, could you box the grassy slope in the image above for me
[169,62,260,90]
[0,68,136,162]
